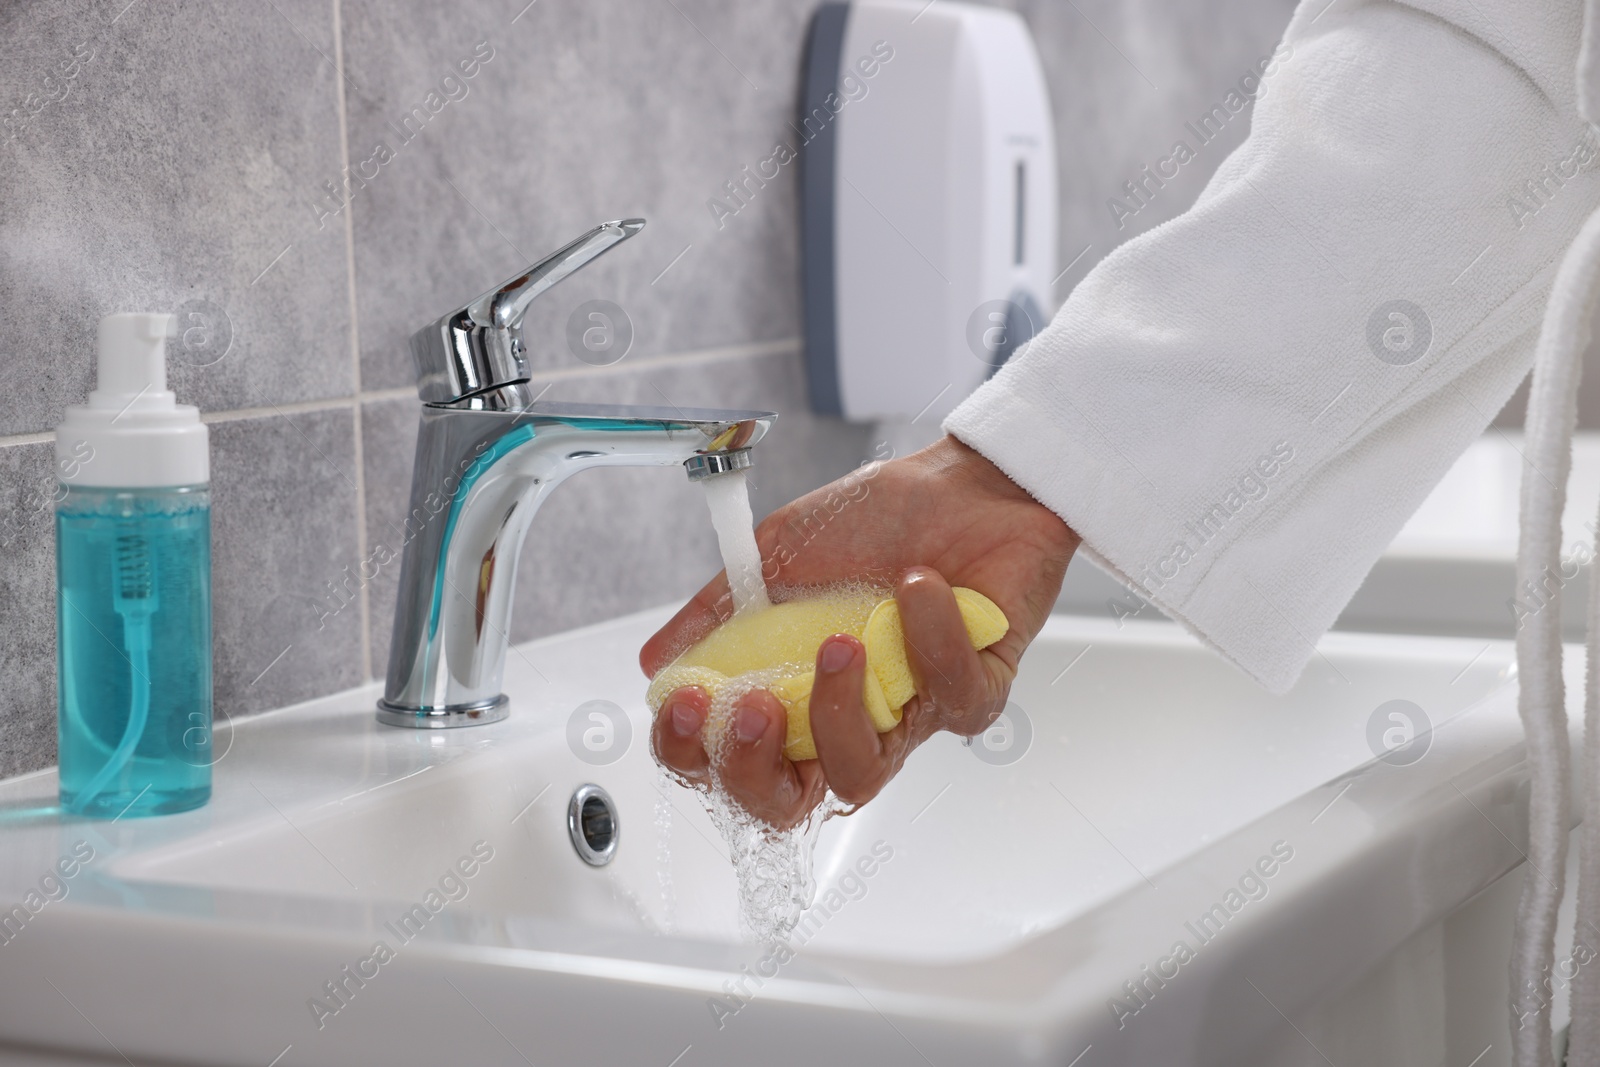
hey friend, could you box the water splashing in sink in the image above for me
[696,668,849,943]
[688,472,846,942]
[653,768,678,935]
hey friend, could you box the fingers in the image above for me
[716,689,827,828]
[650,686,712,783]
[649,564,1008,823]
[810,634,900,805]
[651,683,826,828]
[896,567,1004,737]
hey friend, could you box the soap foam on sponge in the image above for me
[647,584,1009,760]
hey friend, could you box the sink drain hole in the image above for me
[568,784,619,866]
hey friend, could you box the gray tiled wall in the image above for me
[0,0,1297,779]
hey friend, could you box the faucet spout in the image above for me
[378,404,774,727]
[380,217,777,727]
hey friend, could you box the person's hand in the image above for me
[641,435,1079,828]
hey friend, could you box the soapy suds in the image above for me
[701,469,770,615]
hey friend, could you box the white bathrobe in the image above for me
[945,2,1600,1065]
[949,0,1598,693]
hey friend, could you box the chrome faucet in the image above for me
[379,219,775,728]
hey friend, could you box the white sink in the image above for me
[0,607,1558,1066]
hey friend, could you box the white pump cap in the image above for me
[56,313,209,488]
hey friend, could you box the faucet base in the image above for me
[375,695,509,729]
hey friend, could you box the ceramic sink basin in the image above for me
[0,607,1556,1067]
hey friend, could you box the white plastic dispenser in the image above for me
[801,0,1058,423]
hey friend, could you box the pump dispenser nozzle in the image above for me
[56,313,208,489]
[90,313,175,410]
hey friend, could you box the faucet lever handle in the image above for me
[411,218,646,405]
[467,218,646,334]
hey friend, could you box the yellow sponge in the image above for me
[647,586,1008,761]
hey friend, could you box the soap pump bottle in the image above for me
[55,313,212,818]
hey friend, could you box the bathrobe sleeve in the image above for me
[945,0,1600,692]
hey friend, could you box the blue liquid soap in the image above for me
[56,484,212,818]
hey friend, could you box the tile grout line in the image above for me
[202,396,358,424]
[502,336,803,385]
[0,338,804,450]
[359,385,417,403]
[329,0,374,682]
[0,430,54,447]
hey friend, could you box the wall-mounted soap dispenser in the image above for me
[801,0,1058,425]
[55,313,212,818]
